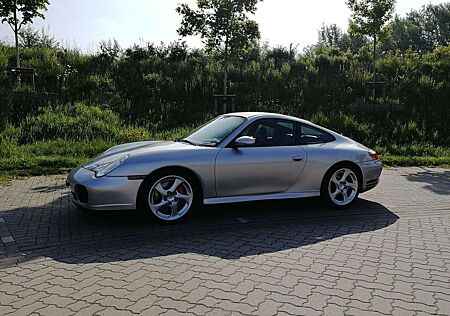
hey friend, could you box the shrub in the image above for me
[17,103,150,144]
[309,111,373,144]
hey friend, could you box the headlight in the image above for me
[84,155,129,178]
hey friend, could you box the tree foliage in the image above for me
[0,0,49,30]
[347,0,396,37]
[19,26,59,49]
[0,0,49,67]
[318,24,368,53]
[177,0,262,94]
[319,24,343,48]
[176,0,261,56]
[347,0,396,83]
[384,3,450,52]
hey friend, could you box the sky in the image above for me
[0,0,446,52]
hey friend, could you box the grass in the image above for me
[0,104,448,185]
[0,175,14,185]
[380,155,450,167]
[0,127,196,184]
[0,143,448,184]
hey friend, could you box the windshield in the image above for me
[183,116,246,146]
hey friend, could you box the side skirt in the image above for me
[204,191,320,205]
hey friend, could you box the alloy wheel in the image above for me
[328,168,358,206]
[148,175,194,221]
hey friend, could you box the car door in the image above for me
[215,119,307,197]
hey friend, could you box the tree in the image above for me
[347,0,395,83]
[0,0,49,67]
[176,0,261,96]
[408,3,450,51]
[19,26,59,49]
[318,24,368,53]
[318,24,344,48]
[380,15,425,52]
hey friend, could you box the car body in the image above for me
[67,112,382,221]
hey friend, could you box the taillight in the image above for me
[369,151,379,161]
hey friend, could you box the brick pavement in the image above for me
[0,167,449,315]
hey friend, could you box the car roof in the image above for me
[225,112,307,123]
[224,112,345,140]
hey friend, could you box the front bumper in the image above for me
[66,166,143,211]
[358,160,383,192]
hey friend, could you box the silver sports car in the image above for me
[67,112,382,222]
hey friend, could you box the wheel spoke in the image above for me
[153,200,169,212]
[176,193,191,202]
[330,189,339,199]
[154,183,167,197]
[342,190,348,202]
[331,175,340,185]
[342,170,350,181]
[168,178,183,193]
[170,202,179,218]
[346,182,356,190]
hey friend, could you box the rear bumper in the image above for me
[66,166,143,211]
[358,160,383,192]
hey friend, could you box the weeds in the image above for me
[0,104,448,177]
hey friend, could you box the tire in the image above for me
[321,164,361,208]
[137,169,201,223]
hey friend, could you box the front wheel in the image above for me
[321,165,360,208]
[138,170,200,223]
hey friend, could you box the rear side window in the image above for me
[298,123,336,145]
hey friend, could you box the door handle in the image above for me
[292,156,304,162]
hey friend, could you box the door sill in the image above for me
[204,191,320,205]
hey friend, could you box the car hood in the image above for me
[86,141,194,166]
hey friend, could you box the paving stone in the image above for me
[35,304,75,316]
[323,303,346,316]
[127,295,161,314]
[0,168,449,315]
[40,294,77,308]
[72,303,107,316]
[254,299,281,316]
[96,296,134,309]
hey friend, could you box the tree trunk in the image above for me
[372,34,376,83]
[223,33,229,96]
[222,26,229,114]
[372,33,377,99]
[13,0,20,68]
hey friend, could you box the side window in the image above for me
[298,124,336,145]
[240,119,296,147]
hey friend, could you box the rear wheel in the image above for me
[138,170,200,222]
[321,165,360,208]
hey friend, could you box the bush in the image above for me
[0,103,448,176]
[0,104,199,175]
[17,103,150,144]
[309,111,373,145]
[1,40,448,138]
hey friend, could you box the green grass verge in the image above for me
[1,152,449,186]
[381,155,450,167]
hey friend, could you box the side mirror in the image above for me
[234,136,256,147]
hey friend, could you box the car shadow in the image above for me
[31,184,67,192]
[0,192,399,266]
[403,169,450,195]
